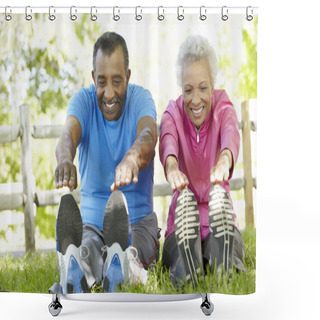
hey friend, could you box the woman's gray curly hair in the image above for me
[176,34,218,87]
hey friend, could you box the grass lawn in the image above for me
[0,227,255,295]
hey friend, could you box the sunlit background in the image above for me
[0,12,257,253]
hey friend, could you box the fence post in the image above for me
[19,104,36,252]
[241,100,254,227]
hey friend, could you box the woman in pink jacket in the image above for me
[159,34,246,288]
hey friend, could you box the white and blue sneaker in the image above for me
[124,246,148,286]
[102,191,148,292]
[56,194,88,293]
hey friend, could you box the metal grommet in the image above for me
[177,6,184,21]
[5,6,12,21]
[200,6,207,21]
[25,6,32,21]
[157,6,165,21]
[48,6,56,21]
[135,6,142,21]
[246,6,253,21]
[70,6,77,21]
[113,6,120,21]
[221,6,228,21]
[90,6,97,21]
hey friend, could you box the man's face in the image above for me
[92,46,131,121]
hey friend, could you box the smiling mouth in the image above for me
[105,103,115,109]
[101,98,120,112]
[191,107,204,115]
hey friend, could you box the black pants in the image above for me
[162,227,246,282]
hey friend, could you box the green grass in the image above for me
[0,251,59,293]
[0,228,255,294]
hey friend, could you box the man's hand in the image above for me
[210,149,232,185]
[111,116,157,191]
[111,153,139,191]
[165,155,189,192]
[55,159,78,191]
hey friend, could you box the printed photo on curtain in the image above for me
[0,6,257,315]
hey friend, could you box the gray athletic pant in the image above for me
[80,212,160,288]
[162,227,246,284]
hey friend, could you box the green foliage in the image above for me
[0,15,97,239]
[0,230,6,239]
[0,141,21,183]
[35,207,56,239]
[242,225,256,270]
[238,18,258,100]
[0,15,78,187]
[74,14,101,47]
[217,24,234,87]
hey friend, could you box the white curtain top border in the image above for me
[0,6,258,15]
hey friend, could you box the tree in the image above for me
[0,14,96,239]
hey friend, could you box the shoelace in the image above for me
[126,246,139,261]
[101,244,108,255]
[126,246,146,286]
[55,245,90,274]
[101,244,138,261]
[101,245,145,285]
[80,245,90,260]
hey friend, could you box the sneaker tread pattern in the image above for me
[175,188,202,287]
[56,194,82,255]
[103,191,129,252]
[209,184,235,270]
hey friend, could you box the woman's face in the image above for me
[182,59,214,129]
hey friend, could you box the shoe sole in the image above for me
[102,191,129,292]
[175,188,202,287]
[56,194,87,293]
[103,190,129,251]
[208,184,235,271]
[56,194,82,255]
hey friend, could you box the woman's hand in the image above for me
[165,155,189,191]
[210,149,232,185]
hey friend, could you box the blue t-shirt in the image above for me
[67,83,157,229]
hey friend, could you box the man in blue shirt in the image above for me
[53,31,159,293]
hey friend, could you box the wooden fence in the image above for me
[0,103,256,253]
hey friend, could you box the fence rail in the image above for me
[0,103,256,253]
[0,126,20,143]
[0,177,257,211]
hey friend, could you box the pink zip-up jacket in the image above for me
[159,89,240,240]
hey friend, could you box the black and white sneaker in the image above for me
[208,184,235,272]
[174,188,203,288]
[56,194,88,293]
[102,190,130,292]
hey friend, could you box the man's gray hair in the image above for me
[176,34,218,87]
[93,31,129,73]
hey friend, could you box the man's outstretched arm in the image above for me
[55,116,82,191]
[111,116,157,191]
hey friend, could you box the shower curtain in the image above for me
[0,5,257,307]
